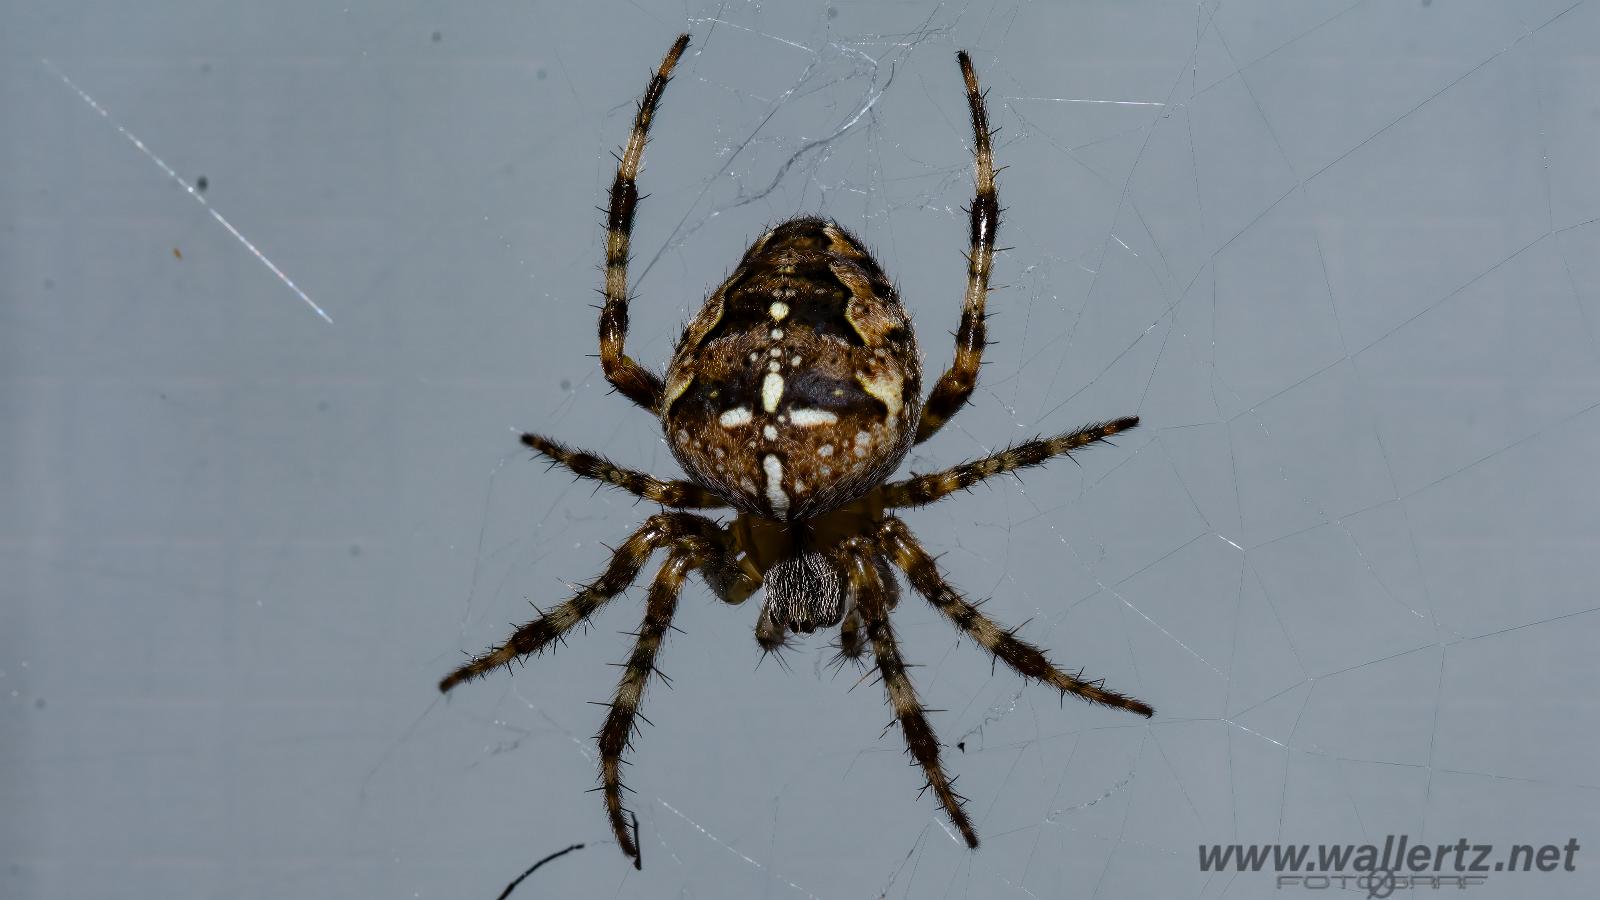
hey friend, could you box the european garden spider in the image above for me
[440,33,1154,868]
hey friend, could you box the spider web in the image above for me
[5,1,1600,899]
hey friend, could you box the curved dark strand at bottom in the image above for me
[597,547,704,867]
[493,843,586,900]
[878,517,1154,718]
[437,512,724,693]
[521,433,724,508]
[840,537,979,848]
[885,416,1139,508]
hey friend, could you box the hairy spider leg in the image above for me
[521,433,725,508]
[884,417,1139,508]
[598,33,691,413]
[597,539,712,867]
[916,50,1000,444]
[437,512,725,693]
[840,536,979,848]
[878,517,1154,717]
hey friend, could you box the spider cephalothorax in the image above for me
[440,34,1154,869]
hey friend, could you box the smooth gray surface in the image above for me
[5,2,1600,898]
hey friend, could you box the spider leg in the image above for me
[916,50,999,445]
[835,552,898,662]
[521,433,724,508]
[597,541,709,868]
[598,33,690,414]
[839,536,980,848]
[877,517,1154,717]
[437,512,723,693]
[884,417,1139,508]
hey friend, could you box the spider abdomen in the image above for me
[662,217,921,520]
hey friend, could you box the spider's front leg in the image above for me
[839,537,980,848]
[597,33,691,414]
[437,511,723,693]
[917,50,1000,444]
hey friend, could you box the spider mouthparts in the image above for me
[757,548,846,645]
[754,615,789,651]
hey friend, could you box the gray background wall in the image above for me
[5,1,1600,898]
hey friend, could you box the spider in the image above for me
[439,33,1154,868]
